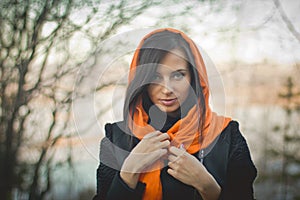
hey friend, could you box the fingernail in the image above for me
[180,144,185,150]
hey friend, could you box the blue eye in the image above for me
[152,74,162,82]
[172,72,184,80]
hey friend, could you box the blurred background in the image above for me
[1,0,299,199]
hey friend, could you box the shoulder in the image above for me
[220,120,246,145]
[104,121,126,141]
[221,120,240,135]
[100,121,131,169]
[226,121,248,148]
[102,121,138,152]
[217,120,242,148]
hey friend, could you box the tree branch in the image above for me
[273,0,300,43]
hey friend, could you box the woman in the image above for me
[93,28,257,200]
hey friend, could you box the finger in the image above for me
[154,140,170,150]
[179,144,185,150]
[140,149,168,173]
[154,132,170,142]
[168,156,183,169]
[168,160,177,169]
[148,149,168,161]
[168,155,178,162]
[169,146,185,156]
[167,168,178,179]
[144,131,161,139]
[131,148,167,162]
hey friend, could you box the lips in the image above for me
[159,98,177,106]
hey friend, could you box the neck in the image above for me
[142,93,182,132]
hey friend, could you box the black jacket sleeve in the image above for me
[93,123,146,200]
[106,173,146,200]
[219,122,257,200]
[92,136,118,200]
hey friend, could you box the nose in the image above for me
[161,79,173,95]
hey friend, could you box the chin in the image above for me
[158,105,180,114]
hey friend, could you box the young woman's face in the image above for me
[147,49,192,115]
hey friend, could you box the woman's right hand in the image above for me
[120,131,170,189]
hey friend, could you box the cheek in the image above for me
[174,80,191,99]
[179,84,190,97]
[147,84,159,99]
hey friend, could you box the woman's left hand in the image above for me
[167,146,221,200]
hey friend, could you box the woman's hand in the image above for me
[167,146,221,200]
[120,131,170,188]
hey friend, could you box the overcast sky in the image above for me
[113,0,300,64]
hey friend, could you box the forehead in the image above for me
[157,49,189,73]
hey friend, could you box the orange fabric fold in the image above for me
[127,28,231,200]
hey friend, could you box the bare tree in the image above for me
[273,0,300,44]
[262,77,300,199]
[0,0,160,199]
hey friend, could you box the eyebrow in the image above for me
[174,69,189,73]
[155,68,189,74]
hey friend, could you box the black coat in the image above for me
[93,121,257,200]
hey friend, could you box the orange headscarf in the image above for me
[127,28,231,200]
